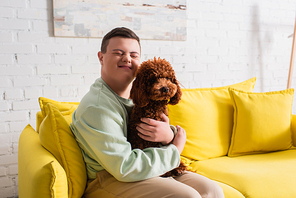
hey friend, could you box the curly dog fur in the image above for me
[127,57,187,177]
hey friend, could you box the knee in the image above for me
[201,182,224,198]
[179,190,202,198]
[171,185,202,198]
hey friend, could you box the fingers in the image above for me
[137,118,164,138]
[136,115,171,143]
[136,122,167,142]
[137,124,152,135]
[136,122,160,141]
[140,113,169,125]
[137,131,151,141]
[172,125,186,154]
[136,120,156,142]
[137,127,156,142]
[140,117,156,126]
[176,125,186,137]
[176,125,182,132]
[137,122,154,133]
[160,113,169,123]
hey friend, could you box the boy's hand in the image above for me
[172,125,186,154]
[136,113,174,145]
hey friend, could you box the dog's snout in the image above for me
[161,87,169,93]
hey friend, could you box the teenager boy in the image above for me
[70,27,224,198]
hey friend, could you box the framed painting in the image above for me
[53,0,187,40]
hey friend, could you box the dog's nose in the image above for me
[161,87,169,93]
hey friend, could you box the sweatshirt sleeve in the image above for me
[71,105,180,182]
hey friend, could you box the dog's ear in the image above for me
[130,73,149,107]
[169,78,182,105]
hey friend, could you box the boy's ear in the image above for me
[130,75,149,107]
[98,52,103,65]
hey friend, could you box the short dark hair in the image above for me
[101,27,140,53]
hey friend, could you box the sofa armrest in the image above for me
[18,125,68,198]
[291,114,296,146]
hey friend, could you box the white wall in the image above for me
[0,0,295,197]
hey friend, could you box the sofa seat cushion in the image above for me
[188,150,296,198]
[215,181,245,198]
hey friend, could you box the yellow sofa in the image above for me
[18,78,296,198]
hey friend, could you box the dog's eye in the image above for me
[166,77,170,80]
[150,78,156,84]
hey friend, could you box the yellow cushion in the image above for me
[189,150,296,197]
[292,114,296,146]
[180,156,245,198]
[39,97,79,123]
[39,103,86,198]
[168,77,256,160]
[228,88,294,156]
[48,161,69,198]
[18,124,68,198]
[36,111,44,133]
[215,181,245,198]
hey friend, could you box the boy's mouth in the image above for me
[118,65,132,69]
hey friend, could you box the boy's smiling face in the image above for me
[99,36,141,90]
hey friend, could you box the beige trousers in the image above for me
[83,170,224,198]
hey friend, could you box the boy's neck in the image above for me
[116,83,132,99]
[102,77,132,99]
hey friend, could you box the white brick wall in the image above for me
[1,0,296,197]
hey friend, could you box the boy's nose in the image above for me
[122,54,131,63]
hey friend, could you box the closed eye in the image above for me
[131,55,139,58]
[113,51,124,56]
[130,52,139,59]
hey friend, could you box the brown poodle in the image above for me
[127,57,187,177]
